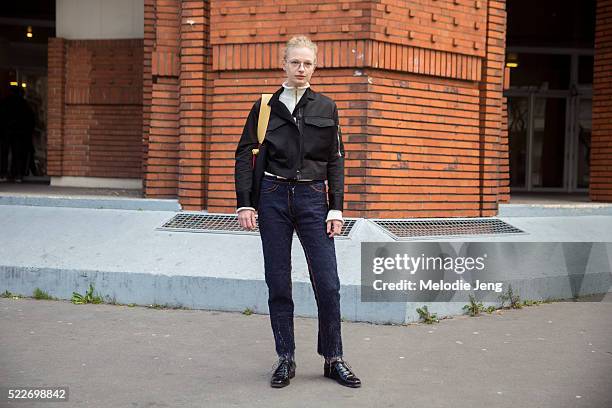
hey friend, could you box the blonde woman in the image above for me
[234,35,361,388]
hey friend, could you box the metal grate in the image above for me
[159,213,249,234]
[371,218,526,240]
[158,213,357,239]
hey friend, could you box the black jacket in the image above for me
[235,86,345,211]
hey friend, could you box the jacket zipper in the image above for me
[296,106,304,180]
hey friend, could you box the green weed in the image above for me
[33,288,57,300]
[1,290,23,299]
[498,284,522,309]
[463,294,485,316]
[71,283,104,304]
[416,305,439,324]
[485,305,497,314]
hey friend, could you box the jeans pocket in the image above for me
[308,182,326,193]
[260,180,280,194]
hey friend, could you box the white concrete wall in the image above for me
[56,0,144,39]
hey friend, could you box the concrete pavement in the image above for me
[1,297,611,408]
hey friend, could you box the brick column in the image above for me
[143,0,155,189]
[145,0,181,198]
[591,0,612,201]
[179,0,209,210]
[47,37,66,176]
[478,0,507,215]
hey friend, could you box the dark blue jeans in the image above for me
[258,175,343,360]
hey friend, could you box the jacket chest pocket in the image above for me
[265,116,298,162]
[304,116,335,140]
[303,116,336,160]
[304,116,335,128]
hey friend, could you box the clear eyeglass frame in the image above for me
[288,60,315,70]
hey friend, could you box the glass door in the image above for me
[506,49,593,193]
[508,97,529,189]
[508,94,570,191]
[530,96,568,190]
[508,93,591,192]
[569,96,592,191]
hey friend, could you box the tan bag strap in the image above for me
[257,94,273,144]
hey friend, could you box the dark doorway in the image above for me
[0,1,55,182]
[505,1,595,193]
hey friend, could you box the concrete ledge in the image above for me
[1,205,612,324]
[499,203,612,217]
[51,176,142,189]
[0,195,181,211]
[1,265,610,324]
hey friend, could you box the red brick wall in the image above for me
[47,0,513,216]
[179,0,210,209]
[143,0,211,209]
[362,69,483,217]
[47,38,66,176]
[137,1,515,215]
[145,0,181,198]
[592,0,612,201]
[47,39,143,179]
[204,0,507,217]
[143,0,154,186]
[478,0,506,215]
[49,0,612,213]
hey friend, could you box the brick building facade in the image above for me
[46,0,611,217]
[593,0,612,201]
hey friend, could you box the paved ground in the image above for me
[1,297,611,408]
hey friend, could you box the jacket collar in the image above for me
[268,86,316,124]
[268,85,316,105]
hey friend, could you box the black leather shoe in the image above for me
[324,359,361,388]
[270,357,296,388]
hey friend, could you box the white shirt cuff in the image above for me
[236,207,255,213]
[325,210,343,223]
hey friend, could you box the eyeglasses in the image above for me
[288,60,315,70]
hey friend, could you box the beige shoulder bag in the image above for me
[252,93,273,160]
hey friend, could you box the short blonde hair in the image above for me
[283,35,318,65]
